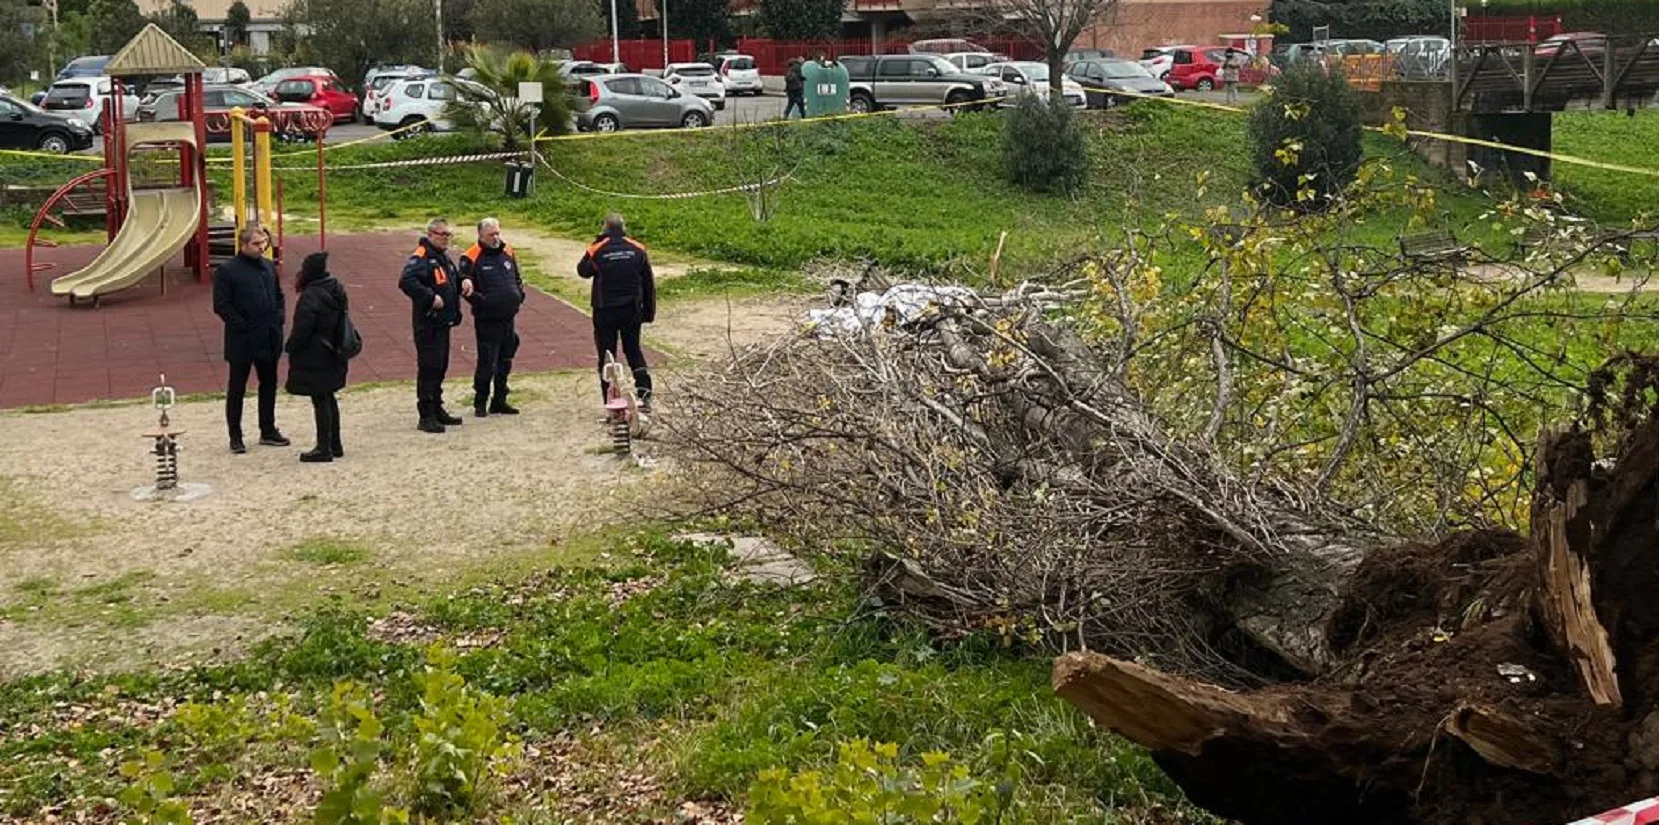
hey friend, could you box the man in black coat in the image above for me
[577,212,656,412]
[459,217,526,418]
[212,224,289,454]
[784,58,806,119]
[398,217,465,433]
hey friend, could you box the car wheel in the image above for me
[944,90,971,115]
[1196,78,1214,92]
[849,92,875,114]
[682,111,708,129]
[37,133,70,153]
[394,116,428,139]
[594,113,621,133]
[352,104,362,122]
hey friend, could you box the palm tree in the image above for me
[443,46,571,151]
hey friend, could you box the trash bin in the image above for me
[504,160,535,199]
[801,59,851,117]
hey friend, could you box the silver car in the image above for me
[573,74,716,132]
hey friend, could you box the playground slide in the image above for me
[48,186,203,302]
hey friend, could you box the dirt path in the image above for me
[0,279,811,677]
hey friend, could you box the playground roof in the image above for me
[107,24,206,76]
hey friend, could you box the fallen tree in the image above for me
[656,169,1659,820]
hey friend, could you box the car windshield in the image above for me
[922,56,958,75]
[4,95,44,114]
[45,84,90,102]
[1014,63,1050,82]
[726,57,755,70]
[62,57,108,77]
[674,65,716,76]
[1100,60,1151,78]
[1140,48,1170,60]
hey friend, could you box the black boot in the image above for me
[474,393,489,418]
[436,407,464,426]
[300,447,333,463]
[229,436,247,454]
[418,402,445,434]
[489,397,520,415]
[330,435,344,458]
[259,430,291,447]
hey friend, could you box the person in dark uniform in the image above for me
[284,251,351,462]
[784,58,807,119]
[398,217,465,433]
[212,224,289,454]
[577,213,656,412]
[458,217,526,417]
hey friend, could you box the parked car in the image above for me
[202,67,253,86]
[1161,46,1244,92]
[363,67,433,124]
[662,62,727,110]
[838,54,1007,114]
[910,39,988,55]
[269,75,360,123]
[0,93,94,152]
[560,60,631,79]
[372,76,462,133]
[138,84,332,141]
[1536,32,1607,60]
[1139,45,1191,80]
[56,55,111,81]
[1386,36,1450,79]
[40,76,139,132]
[251,66,338,97]
[711,53,763,96]
[1065,58,1174,107]
[944,52,1007,71]
[573,74,716,132]
[973,62,1087,108]
[1066,48,1115,62]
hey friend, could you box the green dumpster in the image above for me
[800,59,851,117]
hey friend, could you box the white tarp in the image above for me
[806,283,979,336]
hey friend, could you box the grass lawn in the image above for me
[1554,108,1659,225]
[0,528,1209,823]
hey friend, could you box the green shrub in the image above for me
[1248,62,1363,209]
[747,739,1024,824]
[117,750,192,825]
[1001,96,1088,195]
[311,682,405,825]
[409,646,519,819]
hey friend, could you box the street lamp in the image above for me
[435,0,445,73]
[610,0,620,65]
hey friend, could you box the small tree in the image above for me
[1247,61,1363,210]
[225,0,251,46]
[86,0,146,54]
[996,0,1120,103]
[669,0,733,51]
[758,0,841,40]
[290,0,436,90]
[1002,94,1087,195]
[444,46,572,149]
[470,0,604,53]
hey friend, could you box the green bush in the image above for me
[1248,63,1363,210]
[409,646,519,820]
[1001,96,1088,195]
[747,739,1024,824]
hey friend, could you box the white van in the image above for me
[41,76,139,132]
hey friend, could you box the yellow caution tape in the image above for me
[0,148,102,162]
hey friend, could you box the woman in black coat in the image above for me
[285,252,351,463]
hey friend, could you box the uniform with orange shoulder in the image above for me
[459,217,527,417]
[398,217,465,434]
[577,212,656,413]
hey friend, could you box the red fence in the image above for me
[1464,14,1565,44]
[571,36,1046,76]
[570,39,698,71]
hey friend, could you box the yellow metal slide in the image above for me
[49,122,204,303]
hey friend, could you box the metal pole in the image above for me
[1449,0,1459,100]
[661,0,668,71]
[435,0,445,73]
[610,0,620,65]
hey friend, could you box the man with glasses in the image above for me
[212,224,289,454]
[398,217,466,433]
[459,217,526,417]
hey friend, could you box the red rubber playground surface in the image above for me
[0,232,606,410]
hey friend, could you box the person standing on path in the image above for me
[212,224,289,454]
[284,252,351,463]
[784,57,807,119]
[577,213,656,413]
[398,217,465,434]
[459,217,526,417]
[1222,49,1243,105]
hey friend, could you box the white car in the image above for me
[40,76,140,132]
[1138,46,1189,80]
[712,53,763,96]
[944,52,1007,71]
[974,62,1087,108]
[363,68,432,124]
[663,62,727,110]
[374,76,460,133]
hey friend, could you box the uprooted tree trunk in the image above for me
[1055,413,1659,825]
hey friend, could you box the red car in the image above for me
[269,75,360,123]
[1165,46,1229,91]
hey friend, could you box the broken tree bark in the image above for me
[1531,430,1622,707]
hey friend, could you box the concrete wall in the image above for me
[1078,0,1266,56]
[1358,81,1552,186]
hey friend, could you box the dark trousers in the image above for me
[310,392,341,452]
[226,357,278,438]
[473,317,520,406]
[594,305,652,403]
[784,93,806,119]
[414,324,451,416]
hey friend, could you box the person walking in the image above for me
[398,217,465,433]
[1222,48,1243,105]
[459,217,526,417]
[212,224,289,454]
[577,213,656,412]
[784,57,807,120]
[284,252,351,463]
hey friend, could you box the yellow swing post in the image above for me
[230,107,247,244]
[228,108,275,259]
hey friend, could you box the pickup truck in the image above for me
[837,54,1007,114]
